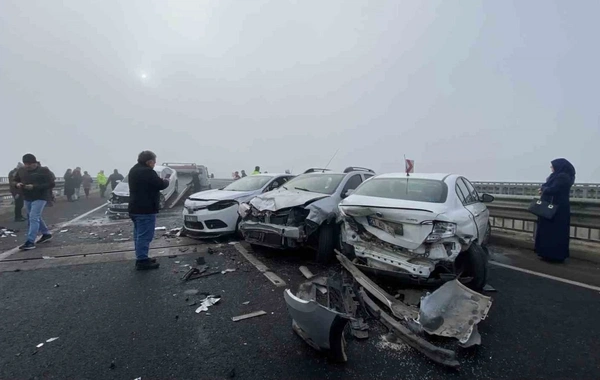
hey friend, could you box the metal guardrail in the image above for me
[473,181,600,199]
[487,195,600,242]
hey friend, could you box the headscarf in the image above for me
[547,158,576,186]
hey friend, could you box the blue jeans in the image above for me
[25,200,50,243]
[130,214,156,261]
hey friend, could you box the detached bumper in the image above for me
[239,221,303,248]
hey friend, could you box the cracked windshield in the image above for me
[1,0,599,379]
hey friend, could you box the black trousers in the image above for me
[13,194,24,219]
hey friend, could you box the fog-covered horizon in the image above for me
[2,0,599,182]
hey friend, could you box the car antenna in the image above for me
[323,149,339,172]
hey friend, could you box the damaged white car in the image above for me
[339,173,494,290]
[239,167,375,263]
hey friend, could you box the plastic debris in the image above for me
[113,238,130,242]
[221,268,236,274]
[207,247,214,254]
[196,256,206,265]
[0,227,18,238]
[36,343,44,348]
[54,284,59,288]
[231,310,267,322]
[299,266,314,279]
[195,295,221,313]
[59,229,68,233]
[109,361,116,370]
[242,301,250,305]
[174,261,181,264]
[46,337,59,343]
[155,226,167,231]
[184,289,199,296]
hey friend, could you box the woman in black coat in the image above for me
[63,169,75,202]
[534,158,576,263]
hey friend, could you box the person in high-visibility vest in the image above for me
[96,170,108,198]
[252,166,261,175]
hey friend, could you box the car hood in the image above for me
[249,188,329,212]
[188,189,251,202]
[112,182,129,197]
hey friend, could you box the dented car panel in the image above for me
[417,279,492,344]
[339,173,491,281]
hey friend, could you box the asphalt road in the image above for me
[1,200,600,379]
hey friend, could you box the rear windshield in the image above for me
[284,173,345,195]
[353,178,448,203]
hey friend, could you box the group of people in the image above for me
[62,168,124,201]
[232,166,261,180]
[7,152,578,268]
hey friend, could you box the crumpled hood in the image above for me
[249,188,329,211]
[112,182,129,197]
[188,189,249,202]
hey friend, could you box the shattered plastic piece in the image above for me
[181,265,208,281]
[417,280,492,344]
[174,261,181,264]
[228,242,237,245]
[42,256,53,260]
[483,284,497,292]
[59,229,68,233]
[221,268,236,274]
[46,337,59,343]
[113,238,130,242]
[284,288,351,362]
[299,266,314,279]
[231,310,267,322]
[155,226,167,231]
[195,295,221,313]
[242,301,250,305]
[459,325,482,348]
[36,343,44,348]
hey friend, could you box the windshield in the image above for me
[284,173,345,195]
[353,178,448,203]
[223,175,272,191]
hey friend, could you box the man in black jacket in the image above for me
[108,169,124,190]
[8,162,26,222]
[128,151,169,270]
[12,154,55,250]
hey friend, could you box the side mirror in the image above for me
[342,189,355,198]
[480,193,494,203]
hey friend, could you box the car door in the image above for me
[462,177,489,241]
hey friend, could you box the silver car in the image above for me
[239,167,375,263]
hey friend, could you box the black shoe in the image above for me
[18,241,36,250]
[14,217,26,222]
[37,234,53,244]
[135,259,160,270]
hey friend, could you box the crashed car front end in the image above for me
[107,193,129,218]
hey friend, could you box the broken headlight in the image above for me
[425,221,456,243]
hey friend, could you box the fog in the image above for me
[1,0,598,182]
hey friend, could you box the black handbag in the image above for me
[528,197,557,220]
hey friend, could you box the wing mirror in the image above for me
[342,189,355,198]
[480,193,494,203]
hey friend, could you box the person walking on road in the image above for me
[241,170,247,178]
[72,167,82,200]
[8,163,26,222]
[63,169,75,202]
[108,169,124,190]
[252,166,260,175]
[97,170,108,198]
[82,171,93,198]
[11,154,55,250]
[233,171,241,180]
[128,151,169,270]
[535,158,576,263]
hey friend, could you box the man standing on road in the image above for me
[108,169,124,190]
[82,171,93,198]
[128,151,168,270]
[252,166,260,175]
[97,170,108,198]
[11,154,55,250]
[8,162,26,222]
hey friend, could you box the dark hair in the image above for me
[138,150,157,165]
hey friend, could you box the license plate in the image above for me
[112,204,127,210]
[368,217,402,236]
[184,215,197,222]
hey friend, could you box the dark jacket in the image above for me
[11,166,56,202]
[72,170,83,188]
[128,163,169,214]
[64,172,75,196]
[108,173,124,189]
[8,168,21,196]
[82,174,93,189]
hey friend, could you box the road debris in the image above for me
[181,265,208,281]
[231,310,267,322]
[221,268,236,274]
[45,336,59,342]
[207,247,215,254]
[195,295,221,313]
[113,238,130,242]
[242,301,250,305]
[36,343,44,348]
[299,266,314,279]
[59,229,68,233]
[174,261,181,264]
[195,256,206,265]
[179,247,189,253]
[155,226,167,231]
[163,228,182,238]
[53,284,59,288]
[184,289,199,296]
[0,227,17,238]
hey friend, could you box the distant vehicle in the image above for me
[338,173,494,290]
[162,163,211,190]
[107,165,179,217]
[183,173,295,238]
[239,167,375,263]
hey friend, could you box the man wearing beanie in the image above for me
[11,154,55,250]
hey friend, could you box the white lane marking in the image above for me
[490,261,600,292]
[0,203,108,262]
[232,243,286,287]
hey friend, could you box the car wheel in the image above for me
[316,223,336,264]
[456,243,488,291]
[159,194,166,209]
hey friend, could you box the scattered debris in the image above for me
[299,266,314,279]
[195,295,221,313]
[155,226,167,231]
[109,361,116,370]
[483,284,497,292]
[195,256,206,265]
[113,238,130,242]
[207,247,214,254]
[228,242,237,245]
[53,284,59,288]
[163,228,182,238]
[231,310,267,322]
[174,261,181,264]
[46,337,59,342]
[42,256,55,260]
[59,229,68,233]
[221,268,236,274]
[183,289,199,296]
[36,343,44,348]
[181,265,208,281]
[417,280,492,344]
[0,227,18,238]
[242,301,250,305]
[179,247,189,253]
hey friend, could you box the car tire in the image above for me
[316,223,336,264]
[457,243,488,291]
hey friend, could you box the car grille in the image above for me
[254,210,290,226]
[205,219,228,229]
[184,221,204,230]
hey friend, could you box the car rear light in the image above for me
[425,221,456,243]
[207,200,238,211]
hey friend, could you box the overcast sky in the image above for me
[1,0,598,182]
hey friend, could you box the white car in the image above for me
[338,173,494,290]
[107,165,179,217]
[183,173,295,238]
